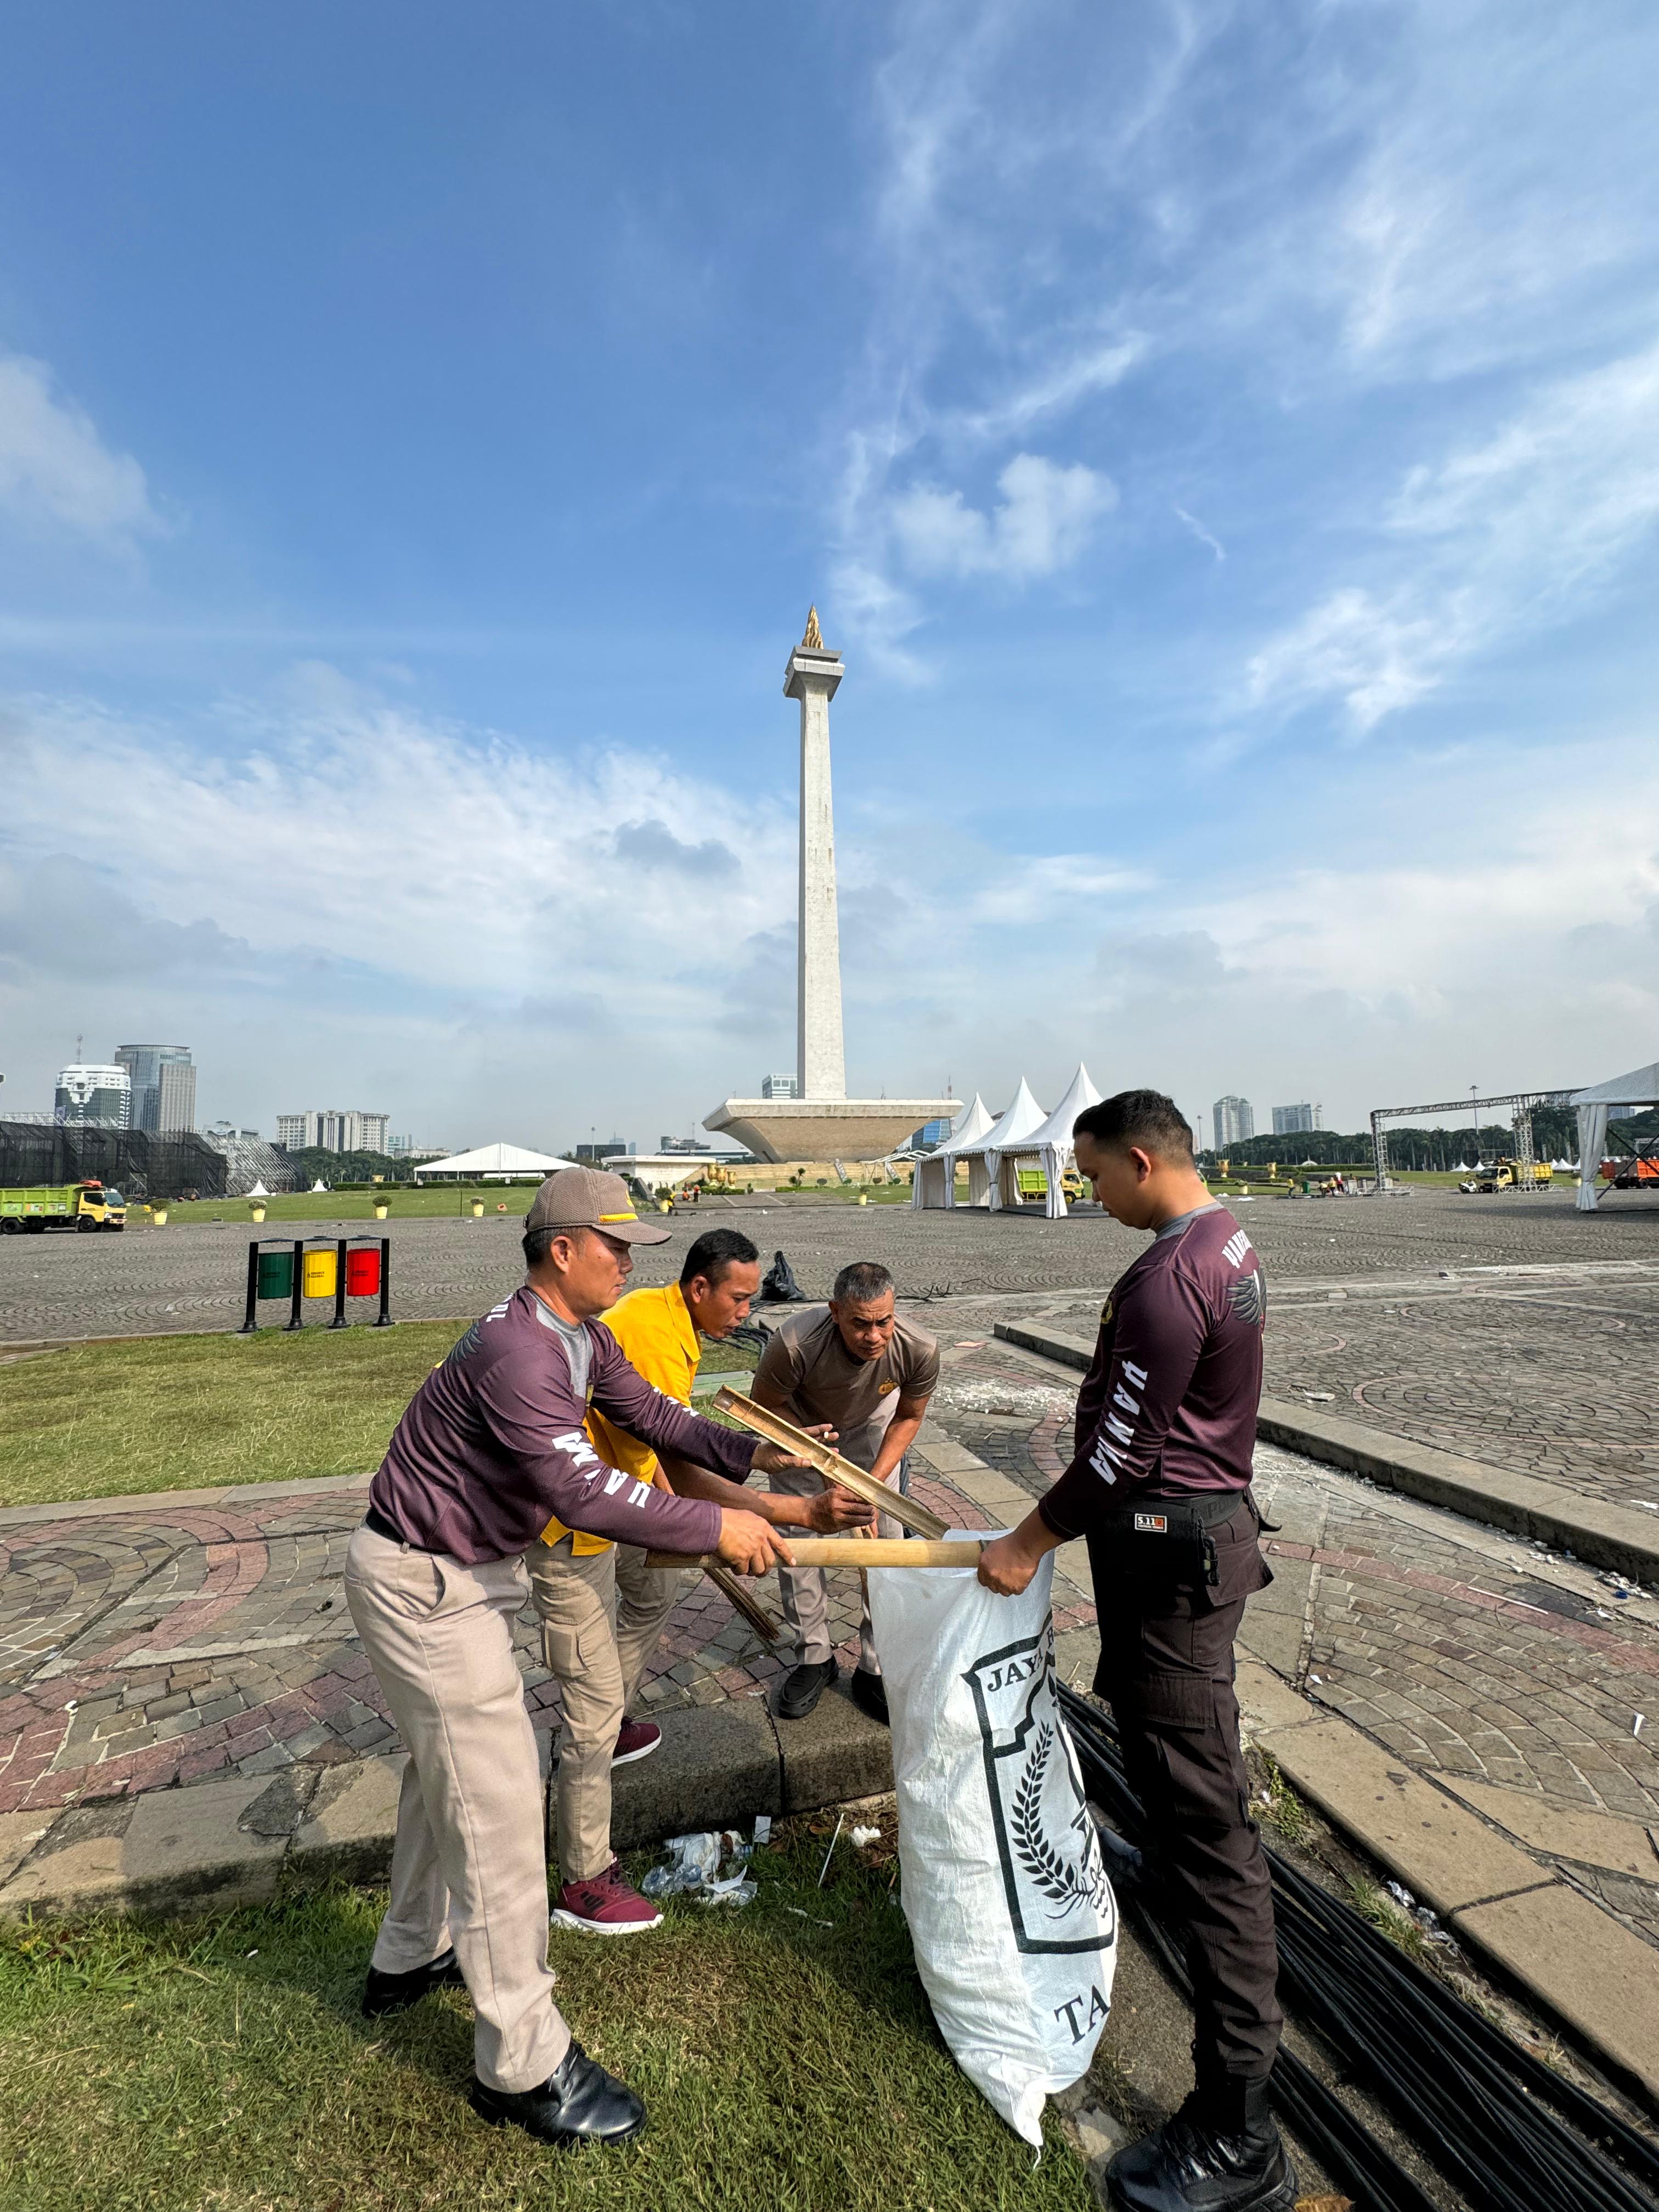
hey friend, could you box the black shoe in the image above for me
[469,2041,646,2148]
[362,1947,467,2017]
[775,1656,838,1720]
[848,1667,889,1726]
[1107,2079,1296,2212]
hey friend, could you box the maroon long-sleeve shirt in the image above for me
[1038,1204,1265,1540]
[370,1283,752,1562]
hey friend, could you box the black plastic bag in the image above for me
[760,1249,806,1302]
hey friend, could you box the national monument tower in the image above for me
[706,610,958,1164]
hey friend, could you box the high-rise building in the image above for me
[1271,1102,1323,1136]
[275,1109,390,1153]
[156,1059,197,1133]
[760,1073,797,1100]
[1212,1094,1254,1147]
[573,1139,631,1163]
[659,1136,713,1154]
[115,1045,193,1133]
[55,1064,132,1128]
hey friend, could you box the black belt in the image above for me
[364,1504,428,1549]
[1093,1488,1254,1532]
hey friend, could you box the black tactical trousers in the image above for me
[1087,1500,1283,2082]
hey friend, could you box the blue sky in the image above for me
[2,1,1657,1150]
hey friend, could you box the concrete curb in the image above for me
[0,1682,895,1922]
[992,1319,1659,1585]
[1236,1660,1659,2113]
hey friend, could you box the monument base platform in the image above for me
[705,1096,958,1165]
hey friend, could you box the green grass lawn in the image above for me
[0,1831,1093,2212]
[0,1329,761,1510]
[149,1188,545,1226]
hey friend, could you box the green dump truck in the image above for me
[0,1180,127,1233]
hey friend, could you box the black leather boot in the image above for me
[1107,2075,1296,2212]
[362,1947,467,2016]
[469,2041,646,2147]
[775,1656,838,1719]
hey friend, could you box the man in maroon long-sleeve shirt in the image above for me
[346,1167,807,2154]
[979,1092,1294,2212]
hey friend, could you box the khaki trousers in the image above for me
[526,1537,687,1884]
[769,1456,910,1672]
[343,1523,570,2094]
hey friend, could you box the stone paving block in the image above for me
[0,1808,58,1886]
[775,1678,892,1814]
[1453,1881,1659,2105]
[1440,1775,1659,1880]
[1234,1661,1319,1739]
[609,1700,782,1857]
[289,1752,406,1882]
[1236,1608,1304,1678]
[1260,1715,1548,1915]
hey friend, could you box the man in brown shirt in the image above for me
[752,1260,939,1723]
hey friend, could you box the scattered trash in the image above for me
[1635,1715,1646,1739]
[752,1814,772,1846]
[641,1829,757,1907]
[244,1948,259,1959]
[849,1824,881,1849]
[783,1905,833,1927]
[63,1701,77,1713]
[817,1812,846,1886]
[1635,1502,1659,1513]
[1302,1391,1335,1403]
[1385,1882,1416,1911]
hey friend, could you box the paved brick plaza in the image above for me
[3,1186,1657,1955]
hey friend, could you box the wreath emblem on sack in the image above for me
[1011,1722,1113,1921]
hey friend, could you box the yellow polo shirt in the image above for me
[539,1279,701,1556]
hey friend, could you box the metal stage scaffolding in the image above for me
[1367,1088,1578,1194]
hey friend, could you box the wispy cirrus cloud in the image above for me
[0,353,165,551]
[1247,336,1659,732]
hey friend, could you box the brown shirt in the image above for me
[753,1306,939,1471]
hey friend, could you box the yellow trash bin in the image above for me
[302,1250,338,1299]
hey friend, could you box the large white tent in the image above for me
[989,1061,1103,1216]
[949,1079,1047,1209]
[1570,1062,1659,1211]
[413,1142,575,1182]
[911,1094,996,1210]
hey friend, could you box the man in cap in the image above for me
[345,1168,810,2152]
[751,1259,939,1724]
[976,1093,1293,2212]
[529,1225,874,1935]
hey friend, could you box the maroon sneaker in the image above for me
[553,1860,664,1937]
[612,1718,661,1767]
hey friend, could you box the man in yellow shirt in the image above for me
[527,1227,871,1933]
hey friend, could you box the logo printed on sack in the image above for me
[878,1379,897,1393]
[963,1623,1117,1958]
[1133,1511,1169,1533]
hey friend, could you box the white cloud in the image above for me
[0,354,162,549]
[1246,336,1659,732]
[975,852,1151,924]
[890,453,1115,581]
[1245,587,1460,733]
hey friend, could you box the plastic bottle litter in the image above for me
[641,1829,758,1907]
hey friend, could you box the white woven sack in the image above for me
[870,1547,1118,2145]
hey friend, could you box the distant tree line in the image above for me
[279,1145,421,1185]
[1204,1102,1657,1174]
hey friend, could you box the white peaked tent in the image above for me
[951,1079,1047,1210]
[1570,1061,1659,1211]
[911,1094,996,1210]
[990,1062,1103,1217]
[413,1142,577,1182]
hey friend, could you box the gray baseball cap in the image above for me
[524,1165,671,1245]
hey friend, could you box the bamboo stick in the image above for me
[702,1559,781,1642]
[710,1387,949,1541]
[646,1538,984,1571]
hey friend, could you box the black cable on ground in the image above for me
[1058,1683,1659,2212]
